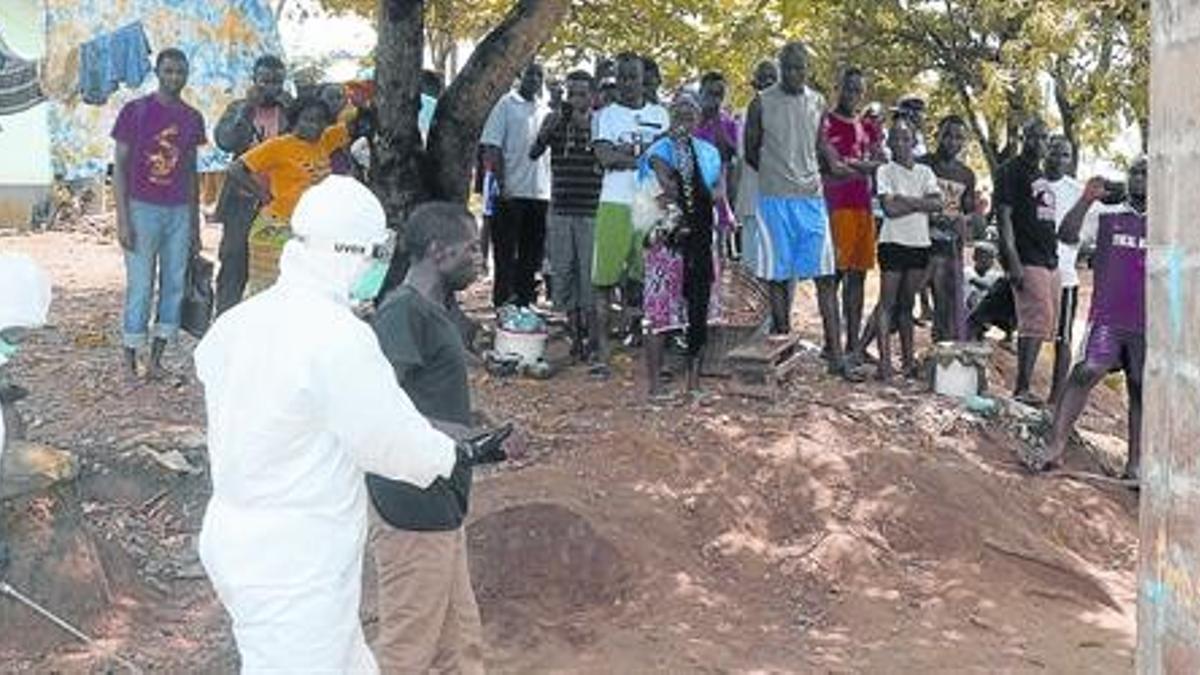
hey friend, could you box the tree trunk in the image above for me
[373,0,427,227]
[1051,64,1081,176]
[427,29,454,79]
[951,78,1000,177]
[423,0,569,202]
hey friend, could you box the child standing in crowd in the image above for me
[873,120,943,381]
[921,115,977,342]
[111,48,206,381]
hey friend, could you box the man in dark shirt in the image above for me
[367,202,522,673]
[995,117,1056,404]
[530,69,604,361]
[920,115,977,342]
[213,54,289,315]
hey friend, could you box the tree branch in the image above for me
[424,0,569,201]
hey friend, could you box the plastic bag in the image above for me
[0,254,51,330]
[181,255,214,338]
[630,175,665,236]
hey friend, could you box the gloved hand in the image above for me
[456,423,514,466]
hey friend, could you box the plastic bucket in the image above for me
[494,329,547,365]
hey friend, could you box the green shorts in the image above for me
[591,202,643,287]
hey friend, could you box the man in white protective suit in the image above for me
[195,175,459,674]
[0,253,53,573]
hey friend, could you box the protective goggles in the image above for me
[292,231,397,261]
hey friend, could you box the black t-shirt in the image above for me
[367,285,473,531]
[919,155,976,243]
[995,154,1057,268]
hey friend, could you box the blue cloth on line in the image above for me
[79,22,152,105]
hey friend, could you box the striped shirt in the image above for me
[548,119,603,216]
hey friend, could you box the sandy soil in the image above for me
[0,229,1137,673]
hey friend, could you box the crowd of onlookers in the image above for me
[108,42,1147,474]
[478,42,1147,482]
[95,37,1148,672]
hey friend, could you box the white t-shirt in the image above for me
[480,91,551,200]
[875,161,941,247]
[1047,176,1085,287]
[594,102,670,205]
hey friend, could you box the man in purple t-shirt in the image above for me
[696,71,740,257]
[112,48,207,381]
[1033,157,1148,480]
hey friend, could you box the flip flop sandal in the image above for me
[1014,392,1045,408]
[647,390,679,405]
[842,368,867,384]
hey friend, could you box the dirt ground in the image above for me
[0,228,1138,673]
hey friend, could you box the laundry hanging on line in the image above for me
[79,21,152,106]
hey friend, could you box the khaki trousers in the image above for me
[369,507,485,674]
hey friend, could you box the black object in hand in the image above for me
[457,423,514,466]
[349,104,378,139]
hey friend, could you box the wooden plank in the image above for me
[726,334,800,363]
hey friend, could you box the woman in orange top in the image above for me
[225,94,372,290]
[226,94,359,224]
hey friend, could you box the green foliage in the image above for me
[312,0,1148,175]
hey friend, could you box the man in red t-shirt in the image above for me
[822,67,885,358]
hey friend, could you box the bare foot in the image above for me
[1034,438,1066,473]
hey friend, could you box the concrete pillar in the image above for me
[1138,1,1200,672]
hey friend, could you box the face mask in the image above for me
[0,339,17,367]
[349,260,389,303]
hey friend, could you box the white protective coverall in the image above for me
[195,176,457,674]
[0,253,52,461]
